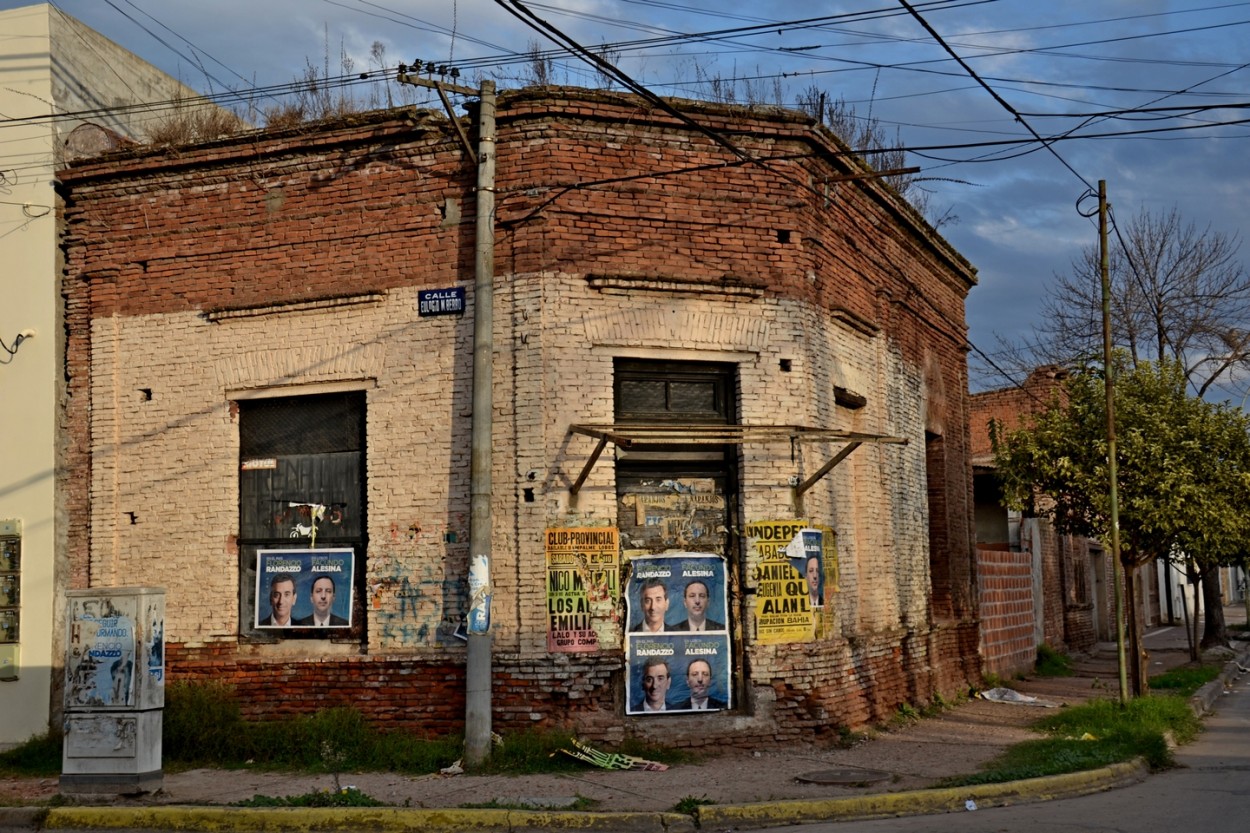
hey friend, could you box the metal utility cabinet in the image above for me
[62,587,165,794]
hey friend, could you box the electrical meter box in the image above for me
[62,587,165,794]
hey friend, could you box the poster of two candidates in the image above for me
[255,548,354,629]
[624,553,732,715]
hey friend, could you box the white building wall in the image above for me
[0,2,213,746]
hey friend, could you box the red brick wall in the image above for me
[977,547,1036,676]
[968,366,1067,460]
[169,620,981,746]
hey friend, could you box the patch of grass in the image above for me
[921,690,962,717]
[233,787,385,807]
[674,794,716,814]
[1150,664,1221,697]
[163,682,460,773]
[834,725,868,748]
[616,737,694,767]
[471,729,584,775]
[1,683,690,784]
[940,694,1201,787]
[891,702,920,725]
[1035,644,1074,677]
[470,730,692,775]
[0,730,62,778]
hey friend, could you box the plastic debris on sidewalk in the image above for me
[439,760,464,776]
[560,738,669,771]
[975,687,1058,707]
[965,799,978,811]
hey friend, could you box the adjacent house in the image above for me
[970,366,1108,676]
[0,2,214,746]
[57,85,980,744]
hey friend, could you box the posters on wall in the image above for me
[746,521,837,644]
[544,527,620,652]
[66,596,137,708]
[623,553,731,715]
[255,548,355,628]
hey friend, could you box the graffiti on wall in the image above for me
[370,562,465,647]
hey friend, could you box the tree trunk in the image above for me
[1179,572,1196,662]
[1200,569,1229,649]
[1125,562,1148,696]
[1186,560,1201,661]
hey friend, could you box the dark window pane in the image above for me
[620,380,668,413]
[240,451,363,540]
[240,392,364,456]
[668,381,716,414]
[614,360,735,423]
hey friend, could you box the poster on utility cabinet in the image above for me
[545,527,620,652]
[747,520,835,644]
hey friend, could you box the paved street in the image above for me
[772,655,1250,833]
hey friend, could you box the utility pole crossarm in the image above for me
[396,69,479,162]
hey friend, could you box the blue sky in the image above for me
[7,1,1250,391]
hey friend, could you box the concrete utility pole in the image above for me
[465,79,496,767]
[396,69,496,765]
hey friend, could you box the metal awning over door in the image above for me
[567,423,908,504]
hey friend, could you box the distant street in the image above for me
[772,667,1250,833]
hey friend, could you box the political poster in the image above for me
[625,632,732,715]
[624,553,727,635]
[65,595,137,708]
[255,548,354,629]
[545,527,620,652]
[746,520,817,644]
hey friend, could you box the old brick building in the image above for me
[58,86,980,746]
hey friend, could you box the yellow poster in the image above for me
[746,520,815,644]
[545,527,620,652]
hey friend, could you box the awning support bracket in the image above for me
[566,424,906,503]
[793,441,862,499]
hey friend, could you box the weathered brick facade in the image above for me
[59,87,980,746]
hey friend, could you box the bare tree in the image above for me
[1033,206,1250,399]
[521,40,558,87]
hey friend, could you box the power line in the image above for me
[897,0,1093,191]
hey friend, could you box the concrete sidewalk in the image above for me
[5,610,1248,832]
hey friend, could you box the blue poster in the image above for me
[623,553,732,716]
[625,553,727,634]
[625,632,732,715]
[256,548,355,629]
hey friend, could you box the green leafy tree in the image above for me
[981,207,1250,648]
[993,358,1250,692]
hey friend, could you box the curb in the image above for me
[697,760,1148,829]
[21,764,1147,833]
[38,806,696,833]
[1187,647,1250,716]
